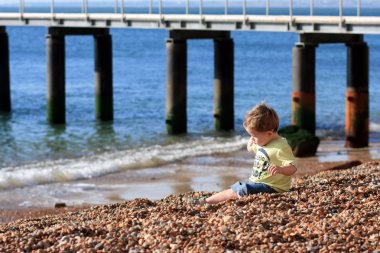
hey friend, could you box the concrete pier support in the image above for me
[214,37,234,131]
[46,33,65,124]
[291,43,316,134]
[166,39,187,134]
[0,27,10,112]
[94,33,113,121]
[345,42,369,148]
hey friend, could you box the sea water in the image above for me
[1,6,380,207]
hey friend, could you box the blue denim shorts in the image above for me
[230,181,278,196]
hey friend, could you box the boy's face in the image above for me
[245,127,276,146]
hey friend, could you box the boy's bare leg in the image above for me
[206,189,239,204]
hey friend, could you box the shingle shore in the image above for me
[1,162,379,252]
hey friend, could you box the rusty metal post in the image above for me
[345,42,368,148]
[166,38,187,134]
[0,27,10,112]
[94,32,113,121]
[46,33,65,124]
[292,43,317,134]
[214,37,234,131]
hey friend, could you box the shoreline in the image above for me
[1,139,380,224]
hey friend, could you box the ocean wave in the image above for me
[370,122,380,132]
[0,136,247,190]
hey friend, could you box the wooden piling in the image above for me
[0,27,10,112]
[46,33,65,124]
[94,33,113,121]
[214,37,234,131]
[292,43,316,134]
[345,42,369,148]
[166,38,187,135]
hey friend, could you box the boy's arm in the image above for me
[268,164,297,176]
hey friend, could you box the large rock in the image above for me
[278,125,320,157]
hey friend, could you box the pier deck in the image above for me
[1,13,380,34]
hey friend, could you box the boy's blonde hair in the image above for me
[243,103,279,132]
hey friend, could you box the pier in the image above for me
[46,27,113,123]
[0,1,379,147]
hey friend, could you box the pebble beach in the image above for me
[0,157,379,252]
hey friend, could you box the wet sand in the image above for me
[1,139,380,224]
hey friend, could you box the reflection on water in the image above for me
[219,175,241,190]
[171,173,193,195]
[313,140,380,162]
[44,125,68,158]
[0,114,16,167]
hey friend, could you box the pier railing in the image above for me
[11,0,368,16]
[0,0,380,33]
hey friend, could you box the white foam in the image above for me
[0,136,247,190]
[370,122,380,132]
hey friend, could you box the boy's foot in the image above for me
[191,196,208,206]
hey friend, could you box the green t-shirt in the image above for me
[248,137,296,192]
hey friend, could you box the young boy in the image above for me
[204,103,297,204]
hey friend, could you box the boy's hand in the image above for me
[247,137,254,152]
[268,164,297,176]
[268,165,282,175]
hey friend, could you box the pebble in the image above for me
[222,215,232,223]
[0,161,379,252]
[54,203,67,209]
